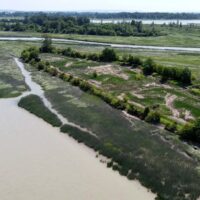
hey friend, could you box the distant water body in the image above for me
[91,19,200,25]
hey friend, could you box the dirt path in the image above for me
[165,94,180,118]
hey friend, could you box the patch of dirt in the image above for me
[130,68,142,74]
[129,100,145,109]
[165,94,188,124]
[117,93,126,101]
[145,82,171,89]
[43,55,65,62]
[131,91,144,99]
[165,94,180,118]
[88,79,102,87]
[88,64,129,80]
[183,110,195,121]
[65,62,73,67]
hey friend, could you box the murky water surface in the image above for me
[0,59,155,199]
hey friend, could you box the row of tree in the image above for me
[0,14,159,36]
[142,58,192,85]
[1,11,200,20]
[180,118,200,143]
[40,35,192,85]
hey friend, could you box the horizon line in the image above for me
[1,10,200,14]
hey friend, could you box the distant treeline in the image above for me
[0,14,159,36]
[1,11,200,19]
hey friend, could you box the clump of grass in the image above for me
[61,124,100,151]
[18,94,62,127]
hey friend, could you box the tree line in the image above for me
[0,14,159,36]
[1,11,200,20]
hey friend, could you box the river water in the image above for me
[0,59,155,199]
[91,19,200,25]
[1,37,200,52]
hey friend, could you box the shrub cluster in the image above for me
[1,14,159,37]
[179,118,200,143]
[142,58,192,85]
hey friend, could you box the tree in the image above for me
[143,58,155,75]
[135,21,143,33]
[100,48,118,62]
[180,67,191,85]
[21,47,39,62]
[145,111,160,124]
[180,118,200,143]
[40,34,53,53]
[128,55,142,68]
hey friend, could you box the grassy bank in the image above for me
[18,94,62,127]
[0,46,27,98]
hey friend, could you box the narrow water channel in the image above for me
[0,58,156,200]
[14,58,97,135]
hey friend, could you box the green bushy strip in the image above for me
[145,111,161,124]
[142,58,192,85]
[179,118,200,143]
[61,124,101,151]
[18,94,62,127]
[21,47,185,131]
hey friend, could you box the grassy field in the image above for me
[18,94,62,127]
[1,26,200,47]
[40,51,200,124]
[0,43,28,98]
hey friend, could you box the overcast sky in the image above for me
[1,0,200,12]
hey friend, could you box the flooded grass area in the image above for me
[0,49,27,98]
[25,62,200,199]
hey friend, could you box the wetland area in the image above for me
[1,12,200,200]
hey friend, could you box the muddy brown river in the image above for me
[0,59,155,199]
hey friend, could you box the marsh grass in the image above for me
[28,67,200,199]
[18,94,62,127]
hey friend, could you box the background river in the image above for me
[91,19,200,25]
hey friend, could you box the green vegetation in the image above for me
[100,48,118,62]
[180,118,200,143]
[23,61,200,199]
[0,14,159,37]
[20,42,195,139]
[1,11,200,20]
[18,94,62,127]
[40,34,54,53]
[0,47,27,98]
[1,37,200,199]
[142,58,192,85]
